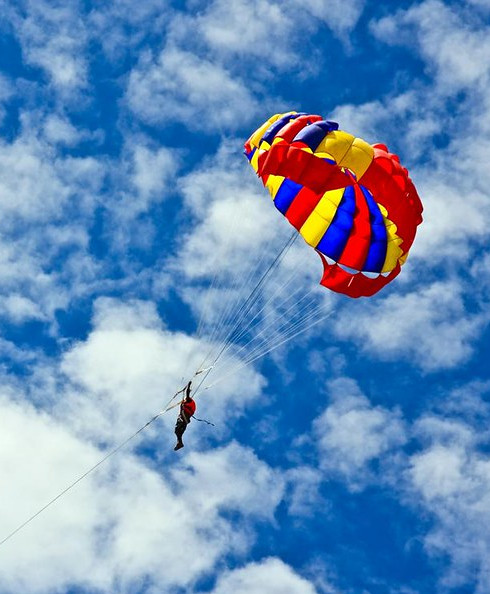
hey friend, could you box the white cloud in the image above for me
[178,0,364,70]
[0,133,93,222]
[285,466,325,517]
[0,294,46,323]
[126,46,261,131]
[371,0,490,92]
[129,143,177,202]
[172,442,284,519]
[0,395,108,592]
[334,281,486,371]
[174,150,281,281]
[405,412,490,592]
[0,390,285,593]
[100,137,181,252]
[313,377,406,489]
[298,0,364,36]
[0,74,14,125]
[0,111,105,233]
[410,169,490,266]
[88,0,170,63]
[42,113,103,147]
[195,0,293,64]
[0,116,110,325]
[410,444,468,500]
[204,557,319,594]
[440,380,490,424]
[57,297,266,445]
[6,0,90,96]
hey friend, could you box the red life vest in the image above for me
[182,399,196,418]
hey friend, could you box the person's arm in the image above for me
[180,401,190,423]
[185,380,192,401]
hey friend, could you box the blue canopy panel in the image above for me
[360,185,388,273]
[316,185,356,261]
[292,120,339,152]
[245,146,256,161]
[261,113,306,145]
[273,178,303,215]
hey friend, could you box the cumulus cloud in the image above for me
[285,466,325,517]
[172,140,282,281]
[0,297,279,594]
[371,0,490,92]
[88,0,170,63]
[298,0,365,36]
[0,118,106,323]
[193,0,293,65]
[0,107,179,327]
[0,129,101,223]
[0,74,14,125]
[468,0,490,12]
[42,113,103,147]
[56,297,266,445]
[404,403,490,592]
[175,0,364,70]
[124,0,366,132]
[0,392,284,593]
[203,557,319,594]
[5,0,90,96]
[100,136,182,253]
[312,377,406,489]
[0,294,46,323]
[334,281,486,371]
[126,46,261,132]
[128,143,177,203]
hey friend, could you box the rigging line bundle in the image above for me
[196,231,297,380]
[219,287,319,367]
[195,226,281,370]
[203,307,336,391]
[198,233,298,376]
[223,272,316,353]
[190,232,297,398]
[194,200,250,346]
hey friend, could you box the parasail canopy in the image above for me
[244,111,423,297]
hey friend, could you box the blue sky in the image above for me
[0,1,490,593]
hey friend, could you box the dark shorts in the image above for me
[175,416,188,438]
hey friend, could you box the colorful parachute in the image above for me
[244,112,423,297]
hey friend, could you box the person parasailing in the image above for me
[174,380,196,451]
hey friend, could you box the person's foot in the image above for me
[174,441,184,451]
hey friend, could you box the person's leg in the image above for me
[174,417,187,450]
